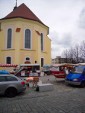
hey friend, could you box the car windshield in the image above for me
[43,65,52,70]
[50,66,59,71]
[74,66,85,73]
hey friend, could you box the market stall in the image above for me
[0,64,18,74]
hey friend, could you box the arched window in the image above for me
[41,33,44,51]
[25,29,31,49]
[6,57,11,64]
[25,57,31,64]
[26,57,30,61]
[7,28,12,48]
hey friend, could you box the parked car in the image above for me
[0,73,26,97]
[65,65,85,87]
[42,65,52,75]
[0,70,9,74]
[51,64,66,78]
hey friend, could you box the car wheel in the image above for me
[81,81,85,88]
[5,87,17,98]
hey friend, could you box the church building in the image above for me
[0,3,51,67]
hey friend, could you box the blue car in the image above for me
[0,70,9,74]
[65,65,85,87]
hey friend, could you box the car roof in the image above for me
[0,74,20,79]
[76,65,85,68]
[0,74,13,76]
[0,70,9,74]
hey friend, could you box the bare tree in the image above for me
[61,40,85,63]
[72,44,80,63]
[68,47,74,63]
[63,49,69,63]
[80,41,85,61]
[62,44,81,63]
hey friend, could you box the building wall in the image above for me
[0,18,51,66]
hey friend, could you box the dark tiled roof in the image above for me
[1,3,46,26]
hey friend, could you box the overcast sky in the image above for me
[0,0,85,58]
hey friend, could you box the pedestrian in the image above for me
[64,67,69,75]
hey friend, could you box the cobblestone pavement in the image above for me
[0,75,85,113]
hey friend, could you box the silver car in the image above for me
[0,74,26,97]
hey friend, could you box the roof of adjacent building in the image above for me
[1,3,47,27]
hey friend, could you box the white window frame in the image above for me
[6,56,12,64]
[41,33,44,51]
[6,28,13,49]
[25,57,31,63]
[24,29,32,50]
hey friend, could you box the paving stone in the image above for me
[0,76,85,113]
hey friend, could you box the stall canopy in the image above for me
[0,64,18,67]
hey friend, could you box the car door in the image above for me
[82,69,85,81]
[0,76,7,94]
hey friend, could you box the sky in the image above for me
[0,0,85,58]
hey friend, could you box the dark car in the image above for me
[0,72,26,97]
[42,65,52,75]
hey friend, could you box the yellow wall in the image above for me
[0,18,51,66]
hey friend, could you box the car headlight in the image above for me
[73,78,79,81]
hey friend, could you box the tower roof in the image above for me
[1,3,46,26]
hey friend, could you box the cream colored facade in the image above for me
[0,18,51,66]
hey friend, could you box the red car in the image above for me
[50,64,66,78]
